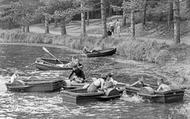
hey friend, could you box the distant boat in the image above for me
[6,76,64,92]
[83,48,116,57]
[35,57,73,70]
[125,85,185,103]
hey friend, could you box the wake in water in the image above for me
[120,93,144,103]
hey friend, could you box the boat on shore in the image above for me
[83,48,116,57]
[6,76,64,92]
[61,88,122,105]
[125,85,185,103]
[34,57,73,70]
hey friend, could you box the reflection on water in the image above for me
[0,44,190,119]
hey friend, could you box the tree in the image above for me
[122,0,127,26]
[101,0,107,38]
[78,0,94,37]
[0,0,38,32]
[80,1,86,37]
[37,0,59,34]
[186,0,190,9]
[143,0,147,25]
[38,0,79,35]
[123,0,144,39]
[168,0,173,27]
[173,0,180,44]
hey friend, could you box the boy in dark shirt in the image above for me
[69,65,85,83]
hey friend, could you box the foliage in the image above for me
[52,0,79,21]
[122,0,144,12]
[0,0,39,26]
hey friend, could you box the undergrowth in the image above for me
[0,29,189,65]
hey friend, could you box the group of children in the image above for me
[129,76,171,93]
[68,58,119,92]
[107,19,121,37]
[10,56,171,93]
[69,57,171,93]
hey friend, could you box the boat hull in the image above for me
[6,79,64,92]
[35,63,72,70]
[125,86,185,103]
[61,88,121,105]
[85,48,116,57]
[35,57,72,70]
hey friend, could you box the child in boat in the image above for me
[103,73,118,89]
[87,75,107,92]
[129,76,155,94]
[69,65,85,83]
[9,72,25,85]
[156,78,171,92]
[83,47,99,53]
[130,76,148,88]
[87,73,118,92]
[65,56,83,68]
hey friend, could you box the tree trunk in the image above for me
[101,0,107,38]
[108,0,112,17]
[131,10,135,39]
[186,0,190,9]
[25,25,29,32]
[122,9,127,26]
[54,18,58,27]
[168,0,173,27]
[60,18,66,35]
[143,0,147,26]
[122,0,127,27]
[109,7,112,17]
[21,26,25,32]
[81,1,86,37]
[174,0,180,44]
[45,16,49,34]
[86,11,90,26]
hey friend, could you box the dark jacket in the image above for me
[69,68,85,79]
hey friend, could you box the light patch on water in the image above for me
[177,103,190,119]
[120,94,144,103]
[0,76,10,93]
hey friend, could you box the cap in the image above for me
[106,72,113,77]
[101,74,106,79]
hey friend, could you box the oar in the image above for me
[42,47,63,64]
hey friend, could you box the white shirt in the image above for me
[109,78,118,85]
[93,78,105,88]
[157,84,171,92]
[10,73,18,83]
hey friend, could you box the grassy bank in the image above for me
[0,29,189,65]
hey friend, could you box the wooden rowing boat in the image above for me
[84,48,116,57]
[5,77,64,92]
[125,85,185,103]
[35,57,72,70]
[62,79,87,90]
[61,88,121,105]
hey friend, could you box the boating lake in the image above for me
[0,44,190,119]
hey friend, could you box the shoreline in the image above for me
[0,42,81,53]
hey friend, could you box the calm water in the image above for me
[0,44,190,119]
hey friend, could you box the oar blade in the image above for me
[42,47,50,53]
[42,47,63,64]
